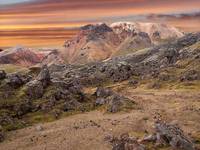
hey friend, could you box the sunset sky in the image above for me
[0,0,200,48]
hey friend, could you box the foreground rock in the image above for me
[106,133,145,150]
[107,121,196,150]
[154,121,195,150]
[5,73,30,88]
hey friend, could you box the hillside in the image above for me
[0,32,200,149]
[0,46,46,67]
[62,22,184,64]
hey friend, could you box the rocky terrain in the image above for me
[0,32,200,149]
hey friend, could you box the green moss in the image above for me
[4,122,25,131]
[0,64,28,74]
[25,112,55,124]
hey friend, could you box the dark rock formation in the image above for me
[154,122,195,150]
[25,65,50,99]
[5,73,24,88]
[107,133,146,150]
[180,70,200,81]
[0,70,6,80]
[36,65,51,87]
[94,87,135,112]
[26,80,44,99]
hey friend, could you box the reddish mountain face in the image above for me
[62,23,121,64]
[62,22,184,64]
[0,46,46,67]
[0,22,184,66]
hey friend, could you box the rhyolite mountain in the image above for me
[0,47,64,67]
[0,22,184,66]
[0,46,46,67]
[62,22,184,64]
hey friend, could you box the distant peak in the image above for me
[80,23,112,33]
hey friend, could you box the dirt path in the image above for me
[1,89,200,150]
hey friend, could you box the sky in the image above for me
[0,0,200,48]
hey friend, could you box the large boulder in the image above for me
[107,95,124,113]
[36,65,50,87]
[155,122,195,150]
[26,80,44,99]
[25,65,51,99]
[180,70,200,81]
[0,70,6,80]
[94,87,136,112]
[95,87,112,98]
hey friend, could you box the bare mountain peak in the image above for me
[110,21,184,43]
[81,23,113,33]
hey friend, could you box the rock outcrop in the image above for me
[106,133,145,150]
[0,70,6,80]
[25,65,50,99]
[154,122,195,150]
[94,87,136,112]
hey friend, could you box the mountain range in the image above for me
[0,22,184,66]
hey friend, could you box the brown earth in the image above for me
[1,87,200,150]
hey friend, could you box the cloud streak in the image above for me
[0,0,199,47]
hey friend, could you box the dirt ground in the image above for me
[1,88,200,150]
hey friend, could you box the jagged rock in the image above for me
[95,98,108,106]
[25,65,51,99]
[36,65,50,87]
[5,73,24,88]
[26,80,44,99]
[163,48,179,64]
[155,122,195,150]
[107,95,123,113]
[180,70,200,81]
[95,87,112,98]
[94,87,135,112]
[108,133,146,150]
[0,125,5,142]
[0,70,6,80]
[14,99,33,117]
[103,62,134,82]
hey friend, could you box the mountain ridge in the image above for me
[62,21,184,64]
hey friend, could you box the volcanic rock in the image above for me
[0,70,6,80]
[155,121,195,150]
